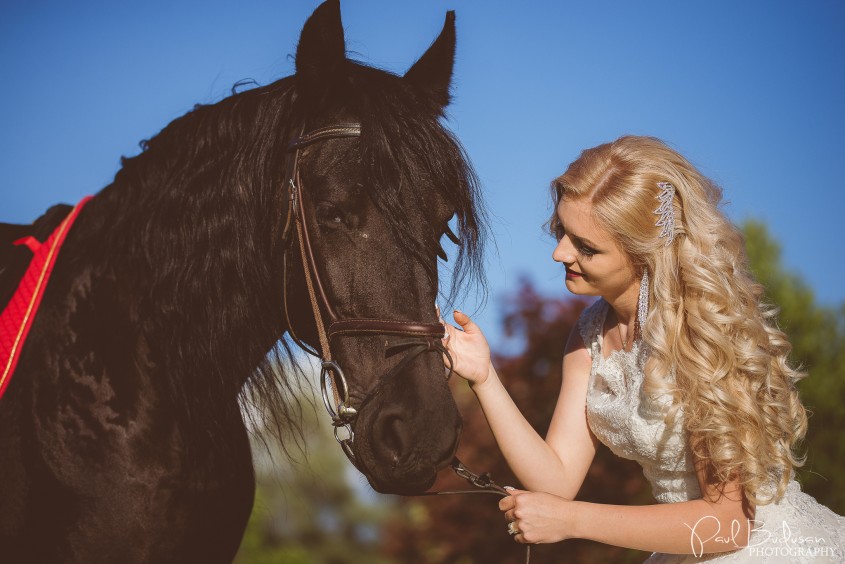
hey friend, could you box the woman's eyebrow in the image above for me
[569,230,600,249]
[558,217,601,249]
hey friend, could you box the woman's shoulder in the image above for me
[577,298,608,330]
[575,298,607,354]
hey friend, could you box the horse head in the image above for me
[283,1,485,494]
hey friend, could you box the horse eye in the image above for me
[316,202,346,229]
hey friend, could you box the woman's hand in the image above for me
[499,488,576,544]
[440,309,492,386]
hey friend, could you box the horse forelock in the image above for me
[342,61,488,308]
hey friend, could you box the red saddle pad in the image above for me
[0,196,92,399]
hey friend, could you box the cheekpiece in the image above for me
[654,181,676,246]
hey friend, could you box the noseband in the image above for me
[281,123,451,467]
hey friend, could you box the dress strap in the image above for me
[577,299,608,359]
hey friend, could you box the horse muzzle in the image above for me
[351,380,462,494]
[323,345,462,494]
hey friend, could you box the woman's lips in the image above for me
[566,269,582,279]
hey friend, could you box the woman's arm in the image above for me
[501,448,754,555]
[444,311,597,498]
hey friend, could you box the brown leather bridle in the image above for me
[281,122,451,466]
[281,123,531,562]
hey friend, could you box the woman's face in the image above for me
[552,198,638,302]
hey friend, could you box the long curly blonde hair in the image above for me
[551,135,807,505]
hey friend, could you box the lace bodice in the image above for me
[578,298,700,503]
[576,299,845,563]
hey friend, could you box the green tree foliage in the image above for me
[742,220,845,513]
[235,391,396,564]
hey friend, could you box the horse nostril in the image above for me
[374,413,408,463]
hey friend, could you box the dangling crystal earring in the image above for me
[637,270,649,340]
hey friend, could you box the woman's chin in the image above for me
[565,278,598,297]
[564,278,584,293]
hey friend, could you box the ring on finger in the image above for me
[507,521,519,536]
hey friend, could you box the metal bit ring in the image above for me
[320,360,349,421]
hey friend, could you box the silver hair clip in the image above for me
[654,181,676,246]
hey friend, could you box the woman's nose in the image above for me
[552,237,575,264]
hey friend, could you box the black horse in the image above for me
[0,1,485,561]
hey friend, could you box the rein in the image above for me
[280,124,529,563]
[417,458,532,563]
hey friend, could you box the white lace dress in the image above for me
[578,299,845,563]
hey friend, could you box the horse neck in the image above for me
[91,157,292,399]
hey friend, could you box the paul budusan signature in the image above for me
[686,516,828,557]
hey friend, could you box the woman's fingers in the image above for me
[498,495,515,511]
[453,310,480,333]
[437,308,491,384]
[442,322,461,344]
[439,308,481,339]
[441,323,460,367]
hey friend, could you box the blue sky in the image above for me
[2,1,843,347]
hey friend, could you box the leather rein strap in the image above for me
[420,458,532,563]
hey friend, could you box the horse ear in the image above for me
[404,11,456,109]
[295,0,346,84]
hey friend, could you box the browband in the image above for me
[288,123,362,151]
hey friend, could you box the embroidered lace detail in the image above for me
[577,299,845,563]
[578,299,699,504]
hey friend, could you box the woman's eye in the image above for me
[579,246,597,257]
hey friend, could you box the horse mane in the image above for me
[88,77,308,455]
[78,58,486,456]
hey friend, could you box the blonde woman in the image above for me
[443,136,844,562]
